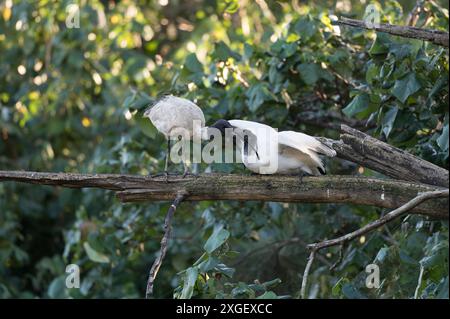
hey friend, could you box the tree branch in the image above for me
[307,189,449,251]
[334,17,449,47]
[299,189,449,298]
[1,171,447,218]
[300,251,315,299]
[318,125,449,188]
[146,192,186,298]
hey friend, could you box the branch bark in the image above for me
[146,192,186,298]
[0,171,448,218]
[318,125,449,188]
[334,17,449,47]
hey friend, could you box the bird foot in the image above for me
[182,170,194,178]
[151,171,171,183]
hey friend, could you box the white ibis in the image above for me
[208,119,336,176]
[143,95,205,177]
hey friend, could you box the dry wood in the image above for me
[317,125,449,188]
[0,171,447,218]
[334,17,449,47]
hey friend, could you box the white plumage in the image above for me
[144,95,205,140]
[227,120,336,175]
[143,95,205,176]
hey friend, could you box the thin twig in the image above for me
[414,265,425,299]
[145,192,186,298]
[329,242,345,271]
[307,189,449,251]
[300,250,316,299]
[300,189,449,299]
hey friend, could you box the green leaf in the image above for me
[332,277,349,297]
[204,227,230,254]
[342,283,366,299]
[257,291,277,299]
[369,33,390,55]
[375,247,389,263]
[135,113,157,139]
[294,16,317,41]
[48,277,67,298]
[298,63,320,86]
[436,277,449,299]
[392,73,421,103]
[83,242,110,264]
[224,0,239,13]
[437,124,449,152]
[214,41,241,61]
[184,53,203,73]
[198,256,220,272]
[122,92,137,108]
[342,93,370,117]
[180,267,198,299]
[245,83,270,112]
[382,106,398,138]
[214,263,235,278]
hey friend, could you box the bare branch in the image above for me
[334,17,449,47]
[146,192,186,298]
[318,125,449,188]
[0,171,447,218]
[307,189,449,251]
[300,189,449,299]
[300,251,315,299]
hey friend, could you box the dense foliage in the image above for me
[0,0,448,299]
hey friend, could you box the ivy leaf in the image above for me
[245,83,270,112]
[198,256,220,272]
[369,33,391,55]
[437,124,449,152]
[214,263,235,278]
[294,16,317,41]
[184,53,203,73]
[298,63,320,86]
[48,277,67,298]
[375,247,389,263]
[204,226,230,254]
[392,73,421,103]
[342,93,370,117]
[342,283,366,299]
[382,106,398,138]
[436,277,449,299]
[83,242,110,264]
[122,92,137,108]
[135,113,157,139]
[180,267,198,299]
[214,41,241,61]
[257,291,277,299]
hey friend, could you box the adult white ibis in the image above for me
[208,119,336,176]
[143,95,205,178]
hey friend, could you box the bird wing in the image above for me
[278,131,336,174]
[278,131,336,157]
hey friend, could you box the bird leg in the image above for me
[298,170,305,184]
[162,139,171,182]
[182,160,190,178]
[164,138,171,172]
[152,139,171,182]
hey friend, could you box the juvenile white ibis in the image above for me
[208,119,336,176]
[143,95,205,177]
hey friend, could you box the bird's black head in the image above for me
[210,119,234,134]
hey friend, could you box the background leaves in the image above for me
[0,0,448,299]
